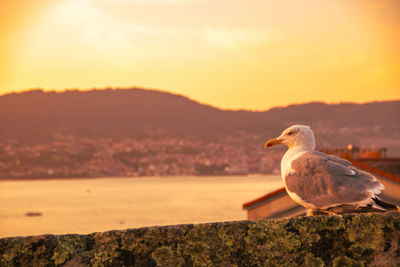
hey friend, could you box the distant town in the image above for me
[1,90,399,179]
[0,134,284,179]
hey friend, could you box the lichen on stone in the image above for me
[0,213,399,266]
[332,256,364,267]
[151,246,184,267]
[304,255,325,267]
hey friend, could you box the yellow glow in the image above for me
[1,0,399,110]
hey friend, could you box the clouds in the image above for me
[1,0,399,109]
[90,0,205,4]
[204,27,283,52]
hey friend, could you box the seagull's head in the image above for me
[265,125,316,150]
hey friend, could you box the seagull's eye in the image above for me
[287,131,294,136]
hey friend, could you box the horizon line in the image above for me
[1,87,399,113]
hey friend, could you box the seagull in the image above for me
[265,124,399,215]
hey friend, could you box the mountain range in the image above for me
[1,88,399,155]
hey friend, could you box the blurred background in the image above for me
[0,0,399,237]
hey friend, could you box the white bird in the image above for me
[265,124,398,215]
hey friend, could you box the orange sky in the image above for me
[1,0,399,110]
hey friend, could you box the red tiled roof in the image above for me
[349,159,400,184]
[242,187,285,209]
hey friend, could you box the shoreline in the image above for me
[0,173,279,182]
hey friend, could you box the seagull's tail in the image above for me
[373,197,399,212]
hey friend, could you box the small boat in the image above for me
[25,212,43,217]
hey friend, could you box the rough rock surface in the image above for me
[1,213,399,266]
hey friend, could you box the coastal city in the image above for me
[0,134,284,179]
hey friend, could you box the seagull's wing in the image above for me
[285,151,384,210]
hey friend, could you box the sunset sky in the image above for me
[1,0,399,110]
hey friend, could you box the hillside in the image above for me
[0,88,399,154]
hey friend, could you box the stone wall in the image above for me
[1,212,399,266]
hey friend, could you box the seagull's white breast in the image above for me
[280,147,316,210]
[281,148,308,178]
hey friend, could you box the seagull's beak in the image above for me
[265,138,282,148]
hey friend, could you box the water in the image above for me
[0,175,282,238]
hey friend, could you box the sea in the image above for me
[0,175,282,238]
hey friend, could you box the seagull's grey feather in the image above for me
[285,151,382,210]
